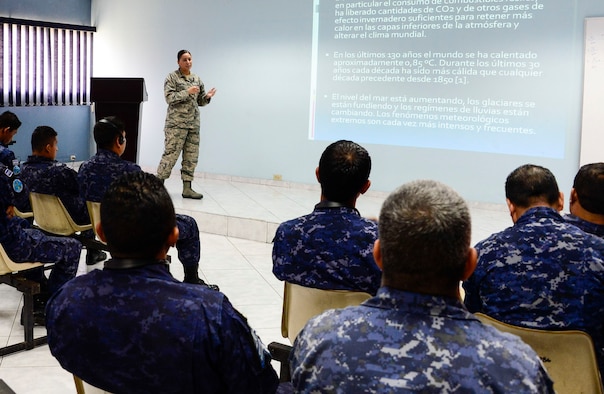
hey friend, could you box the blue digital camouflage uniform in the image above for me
[156,69,211,181]
[19,155,90,224]
[291,287,555,393]
[0,143,17,167]
[464,206,604,372]
[46,263,279,393]
[0,164,81,294]
[78,149,201,268]
[565,213,604,238]
[272,205,381,295]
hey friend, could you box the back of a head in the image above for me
[94,116,125,150]
[505,164,560,208]
[31,126,57,152]
[318,140,371,202]
[101,171,176,258]
[0,110,22,130]
[378,180,471,282]
[573,163,604,215]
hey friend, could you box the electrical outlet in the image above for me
[70,154,76,161]
[273,174,283,181]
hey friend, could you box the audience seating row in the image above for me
[0,193,105,358]
[269,281,604,394]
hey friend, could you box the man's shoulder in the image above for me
[566,215,604,239]
[52,269,226,309]
[279,209,376,228]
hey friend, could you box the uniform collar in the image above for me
[314,200,360,215]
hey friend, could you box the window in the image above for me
[0,17,95,106]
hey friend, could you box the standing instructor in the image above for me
[157,49,216,199]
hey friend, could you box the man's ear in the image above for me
[167,226,179,248]
[96,222,106,243]
[360,179,371,195]
[570,188,578,205]
[556,191,564,212]
[461,247,478,281]
[373,239,383,270]
[315,167,320,183]
[506,198,518,222]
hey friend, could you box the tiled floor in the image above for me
[0,173,511,393]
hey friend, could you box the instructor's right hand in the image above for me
[187,86,200,94]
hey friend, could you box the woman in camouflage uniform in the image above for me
[157,50,216,199]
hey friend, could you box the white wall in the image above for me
[90,0,598,203]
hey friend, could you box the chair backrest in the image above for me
[475,313,604,394]
[29,192,92,235]
[0,243,43,275]
[86,201,104,242]
[73,375,113,394]
[281,282,371,343]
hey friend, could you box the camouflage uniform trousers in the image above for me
[175,214,200,269]
[6,221,81,294]
[157,126,200,182]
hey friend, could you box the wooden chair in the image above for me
[29,192,92,236]
[270,282,371,382]
[73,375,113,394]
[13,206,33,219]
[475,313,604,394]
[29,192,107,251]
[0,244,47,356]
[281,282,371,343]
[85,201,105,244]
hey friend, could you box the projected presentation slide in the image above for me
[308,0,575,158]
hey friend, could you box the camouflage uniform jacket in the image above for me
[464,206,604,371]
[564,213,604,239]
[164,69,211,130]
[46,263,279,393]
[77,149,201,268]
[0,163,26,245]
[78,149,141,202]
[19,155,89,224]
[272,204,381,295]
[0,163,80,293]
[0,143,16,167]
[291,287,555,393]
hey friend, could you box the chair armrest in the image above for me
[268,342,293,383]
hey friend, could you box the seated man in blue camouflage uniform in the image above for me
[0,162,81,323]
[17,126,106,265]
[0,110,21,168]
[463,164,604,372]
[291,180,554,392]
[272,140,381,295]
[78,116,218,289]
[564,162,604,238]
[46,171,279,393]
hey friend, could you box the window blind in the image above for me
[0,18,95,106]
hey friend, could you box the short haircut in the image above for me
[101,171,176,258]
[573,162,604,215]
[505,164,560,207]
[378,180,471,280]
[31,126,57,152]
[93,116,125,150]
[318,140,371,202]
[0,111,22,130]
[177,49,191,61]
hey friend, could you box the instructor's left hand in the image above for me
[206,88,217,99]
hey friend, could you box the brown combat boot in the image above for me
[182,181,203,199]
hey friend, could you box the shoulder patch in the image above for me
[12,178,23,193]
